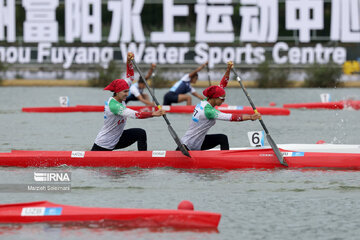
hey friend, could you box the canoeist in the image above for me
[163,62,207,106]
[91,53,165,151]
[179,61,261,151]
[125,63,156,106]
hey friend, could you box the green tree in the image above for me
[303,63,343,88]
[255,61,290,88]
[149,70,172,88]
[0,62,6,85]
[89,61,121,87]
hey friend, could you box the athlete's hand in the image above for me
[227,61,233,69]
[151,63,156,69]
[250,112,261,121]
[127,52,134,63]
[152,109,166,117]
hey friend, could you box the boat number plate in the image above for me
[282,152,304,157]
[21,207,62,216]
[71,151,85,158]
[152,151,166,157]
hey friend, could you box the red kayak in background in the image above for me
[22,105,290,115]
[0,200,221,229]
[283,100,360,110]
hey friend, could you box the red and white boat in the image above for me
[22,105,290,115]
[283,100,360,110]
[1,144,360,169]
[0,200,220,229]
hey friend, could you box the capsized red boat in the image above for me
[283,100,360,110]
[0,200,221,229]
[1,144,360,169]
[22,105,290,115]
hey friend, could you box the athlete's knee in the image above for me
[219,134,228,142]
[218,134,228,145]
[218,134,229,150]
[138,128,147,140]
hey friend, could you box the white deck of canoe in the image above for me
[228,144,360,154]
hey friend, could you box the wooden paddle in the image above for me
[231,67,287,166]
[131,59,191,158]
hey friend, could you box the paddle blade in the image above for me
[168,126,191,158]
[266,134,288,166]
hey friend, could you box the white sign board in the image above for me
[320,93,331,103]
[59,96,69,107]
[247,131,265,147]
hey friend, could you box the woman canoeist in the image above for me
[179,62,261,151]
[91,53,166,151]
[163,62,208,106]
[125,63,156,106]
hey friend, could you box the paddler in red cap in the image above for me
[91,52,166,151]
[179,61,261,151]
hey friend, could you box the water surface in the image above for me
[0,87,360,240]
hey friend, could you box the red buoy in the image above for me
[269,102,276,106]
[178,200,194,211]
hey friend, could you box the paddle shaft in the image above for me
[150,70,156,101]
[235,74,269,133]
[131,60,191,157]
[206,65,211,86]
[231,68,287,166]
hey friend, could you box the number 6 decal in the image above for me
[247,131,264,147]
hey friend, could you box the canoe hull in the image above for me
[1,145,360,169]
[0,201,221,228]
[22,105,290,115]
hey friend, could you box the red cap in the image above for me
[203,85,226,98]
[104,79,129,93]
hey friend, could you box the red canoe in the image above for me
[22,105,290,115]
[283,100,360,110]
[0,200,221,228]
[1,144,360,169]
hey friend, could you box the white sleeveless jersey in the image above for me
[181,100,233,150]
[94,97,138,149]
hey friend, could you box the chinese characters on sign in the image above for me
[240,0,278,42]
[23,0,59,43]
[286,0,324,43]
[331,0,360,42]
[0,0,15,42]
[65,0,101,43]
[195,0,234,43]
[0,0,359,68]
[107,0,145,43]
